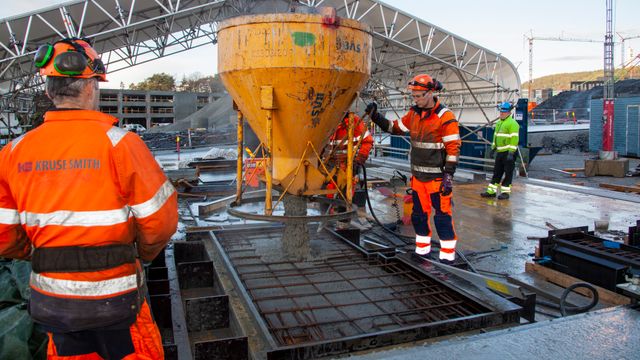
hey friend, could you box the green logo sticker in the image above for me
[292,32,316,47]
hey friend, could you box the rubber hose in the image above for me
[559,282,599,316]
[360,164,413,241]
[360,164,477,272]
[535,282,599,317]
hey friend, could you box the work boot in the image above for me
[480,191,496,198]
[497,193,510,200]
[411,252,430,262]
[438,258,455,266]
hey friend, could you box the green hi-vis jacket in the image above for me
[492,115,520,153]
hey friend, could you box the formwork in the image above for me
[209,225,520,359]
[146,237,249,360]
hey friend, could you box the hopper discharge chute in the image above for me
[218,10,371,217]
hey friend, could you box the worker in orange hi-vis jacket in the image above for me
[327,112,374,170]
[367,74,461,264]
[0,38,177,360]
[325,111,374,195]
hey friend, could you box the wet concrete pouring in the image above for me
[210,225,519,359]
[163,147,639,359]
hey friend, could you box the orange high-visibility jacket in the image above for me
[385,100,461,181]
[328,115,373,164]
[0,109,178,331]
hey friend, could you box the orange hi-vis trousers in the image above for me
[46,301,163,360]
[411,177,458,261]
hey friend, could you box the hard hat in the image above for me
[407,74,442,92]
[34,38,107,81]
[498,102,514,112]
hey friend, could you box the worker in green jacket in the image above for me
[481,102,520,200]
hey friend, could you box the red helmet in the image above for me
[408,74,442,92]
[34,38,107,81]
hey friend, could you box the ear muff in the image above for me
[53,51,88,76]
[432,79,443,92]
[34,44,54,68]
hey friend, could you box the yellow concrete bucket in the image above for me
[218,11,371,197]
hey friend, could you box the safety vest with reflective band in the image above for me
[383,100,460,182]
[328,115,373,164]
[0,109,178,331]
[492,115,520,153]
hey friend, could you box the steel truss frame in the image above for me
[1,0,519,133]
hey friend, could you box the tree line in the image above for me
[129,72,226,93]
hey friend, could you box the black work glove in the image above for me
[354,154,367,167]
[506,152,515,162]
[440,173,453,196]
[444,162,457,175]
[489,148,496,158]
[365,102,377,117]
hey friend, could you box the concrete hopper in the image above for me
[218,11,371,204]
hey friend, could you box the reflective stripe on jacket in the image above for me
[492,115,520,153]
[386,100,461,181]
[328,115,373,162]
[0,109,178,330]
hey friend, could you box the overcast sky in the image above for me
[4,0,640,89]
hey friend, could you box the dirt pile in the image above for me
[541,133,589,153]
[536,79,640,112]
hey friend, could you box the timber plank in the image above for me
[525,262,630,306]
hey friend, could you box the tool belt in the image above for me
[31,244,137,273]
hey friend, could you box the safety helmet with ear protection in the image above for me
[34,38,107,81]
[407,74,442,92]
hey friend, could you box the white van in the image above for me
[122,123,146,133]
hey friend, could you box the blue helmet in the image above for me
[498,102,514,112]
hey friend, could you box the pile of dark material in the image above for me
[536,79,640,113]
[541,133,589,153]
[142,125,235,150]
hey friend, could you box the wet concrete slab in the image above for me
[452,181,639,275]
[373,180,640,276]
[350,306,640,360]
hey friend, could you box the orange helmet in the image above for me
[407,74,442,92]
[34,38,106,81]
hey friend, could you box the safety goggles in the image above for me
[408,80,437,91]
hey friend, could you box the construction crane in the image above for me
[617,53,640,79]
[602,0,615,159]
[525,32,602,102]
[616,33,640,67]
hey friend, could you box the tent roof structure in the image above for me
[1,0,520,124]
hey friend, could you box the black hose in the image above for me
[359,163,477,272]
[535,282,599,317]
[360,163,413,242]
[559,282,599,316]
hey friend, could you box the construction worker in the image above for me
[0,38,177,359]
[327,111,373,171]
[481,102,520,200]
[366,74,461,263]
[324,112,373,224]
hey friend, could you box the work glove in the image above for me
[354,154,367,167]
[506,152,515,162]
[489,148,496,158]
[365,102,377,117]
[440,173,453,196]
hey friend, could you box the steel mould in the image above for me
[210,225,520,359]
